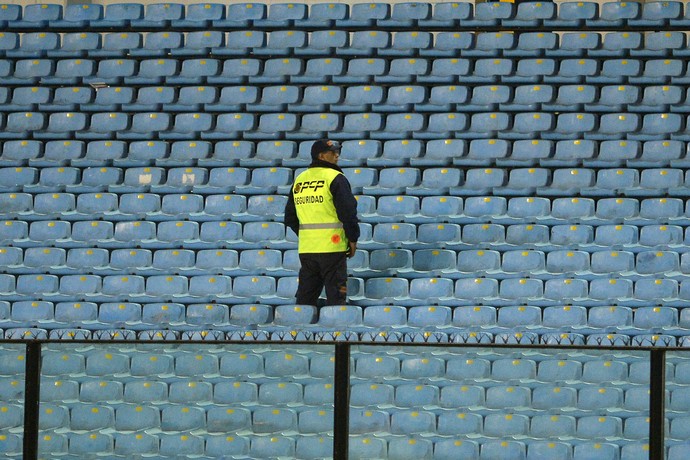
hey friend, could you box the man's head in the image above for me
[311,139,342,165]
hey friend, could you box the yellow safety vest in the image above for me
[292,167,349,253]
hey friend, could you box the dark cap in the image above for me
[311,139,341,160]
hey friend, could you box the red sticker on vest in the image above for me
[331,235,341,244]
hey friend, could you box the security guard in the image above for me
[284,139,360,306]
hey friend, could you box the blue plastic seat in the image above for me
[80,378,124,402]
[6,112,45,134]
[295,57,344,84]
[572,442,621,460]
[537,358,583,382]
[341,85,384,111]
[91,59,136,85]
[434,439,479,460]
[171,3,225,28]
[461,167,507,191]
[12,31,60,58]
[637,112,683,137]
[596,84,640,109]
[599,31,643,58]
[124,112,171,139]
[299,85,342,110]
[577,415,623,440]
[129,86,175,110]
[557,58,599,82]
[128,2,182,28]
[213,382,259,405]
[424,85,468,111]
[408,223,457,249]
[424,57,471,83]
[470,85,511,109]
[158,434,204,457]
[101,274,145,298]
[546,250,590,274]
[87,87,134,112]
[640,223,683,247]
[0,4,20,28]
[552,85,597,110]
[74,192,117,217]
[504,223,549,246]
[578,385,624,411]
[112,432,158,456]
[70,221,113,245]
[56,32,101,55]
[515,57,556,80]
[136,31,183,57]
[453,276,499,301]
[594,224,638,246]
[483,413,530,438]
[549,1,597,27]
[126,58,179,85]
[590,250,635,274]
[164,58,217,86]
[639,85,683,109]
[500,250,545,275]
[639,58,683,83]
[206,406,251,436]
[367,248,413,275]
[68,432,113,455]
[98,3,142,27]
[1,140,42,163]
[406,278,453,304]
[531,415,577,441]
[336,58,386,84]
[384,30,432,56]
[211,2,265,27]
[339,30,391,57]
[97,31,142,57]
[383,84,426,108]
[165,112,213,138]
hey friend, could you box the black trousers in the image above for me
[296,251,348,306]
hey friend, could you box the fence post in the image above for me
[23,341,42,460]
[333,342,351,460]
[649,348,666,460]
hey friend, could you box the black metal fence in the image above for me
[9,340,673,460]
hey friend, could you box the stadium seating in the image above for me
[0,4,689,458]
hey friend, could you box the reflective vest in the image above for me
[292,167,348,253]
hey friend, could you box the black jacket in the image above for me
[284,159,360,244]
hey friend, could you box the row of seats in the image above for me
[3,219,690,252]
[2,107,690,138]
[1,1,688,30]
[3,300,690,333]
[2,109,690,142]
[6,166,690,197]
[8,432,689,460]
[0,347,663,383]
[3,82,690,111]
[2,138,689,168]
[6,244,690,278]
[1,404,674,438]
[4,193,690,225]
[1,325,688,347]
[3,83,690,114]
[3,270,690,304]
[2,30,690,58]
[4,57,690,86]
[0,194,286,220]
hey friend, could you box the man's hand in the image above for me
[348,241,357,258]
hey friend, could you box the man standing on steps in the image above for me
[284,139,360,307]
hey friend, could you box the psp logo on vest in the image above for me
[294,180,325,194]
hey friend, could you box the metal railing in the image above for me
[9,339,674,460]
